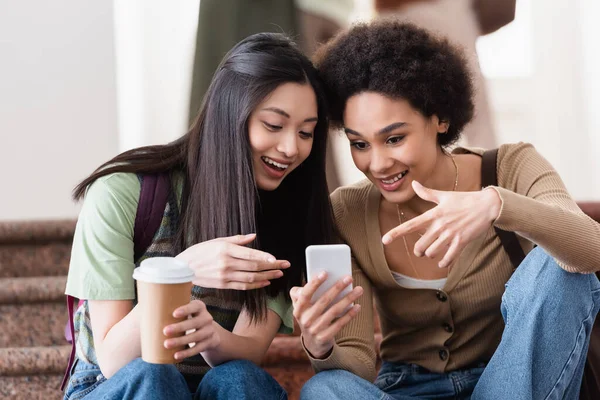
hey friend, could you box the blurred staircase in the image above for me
[0,220,314,400]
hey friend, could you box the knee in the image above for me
[122,358,186,388]
[200,360,284,398]
[203,360,268,386]
[301,370,355,399]
[510,247,595,290]
[505,247,599,309]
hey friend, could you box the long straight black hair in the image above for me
[73,33,336,321]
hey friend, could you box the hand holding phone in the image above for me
[306,244,353,313]
[290,244,363,359]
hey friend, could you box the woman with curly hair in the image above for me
[291,20,600,399]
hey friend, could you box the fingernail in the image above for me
[174,353,180,360]
[382,236,390,245]
[439,262,446,268]
[276,271,284,277]
[318,271,327,279]
[414,251,422,258]
[343,276,352,284]
[263,281,271,286]
[246,233,255,237]
[281,261,291,268]
[164,340,170,349]
[297,289,303,296]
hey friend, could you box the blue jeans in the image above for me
[63,358,287,400]
[301,247,600,400]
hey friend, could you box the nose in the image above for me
[369,146,395,175]
[276,131,299,159]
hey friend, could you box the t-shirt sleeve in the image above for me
[266,293,294,335]
[65,173,141,300]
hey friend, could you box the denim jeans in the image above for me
[301,247,600,400]
[63,357,287,400]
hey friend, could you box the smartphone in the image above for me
[305,244,353,314]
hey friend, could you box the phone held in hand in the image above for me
[305,244,353,315]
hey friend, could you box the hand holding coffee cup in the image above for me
[133,257,196,363]
[175,233,290,290]
[163,300,220,360]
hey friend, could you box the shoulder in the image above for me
[81,173,141,233]
[330,179,373,219]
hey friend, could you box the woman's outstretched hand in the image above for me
[382,180,501,269]
[176,233,290,290]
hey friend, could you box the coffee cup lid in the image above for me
[133,257,194,284]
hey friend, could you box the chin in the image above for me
[256,178,281,191]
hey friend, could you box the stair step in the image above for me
[0,276,66,304]
[0,303,67,347]
[0,346,70,376]
[0,374,64,400]
[0,220,75,243]
[0,243,71,278]
[0,220,74,278]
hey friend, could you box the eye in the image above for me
[299,131,314,139]
[263,122,282,131]
[386,135,405,145]
[350,141,369,150]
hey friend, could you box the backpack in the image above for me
[482,149,600,400]
[60,172,171,391]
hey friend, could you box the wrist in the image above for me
[302,335,333,360]
[483,187,502,223]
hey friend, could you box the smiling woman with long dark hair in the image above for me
[63,32,336,400]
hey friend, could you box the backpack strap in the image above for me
[61,172,171,391]
[481,149,526,270]
[133,172,171,262]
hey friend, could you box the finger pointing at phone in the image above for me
[291,272,363,359]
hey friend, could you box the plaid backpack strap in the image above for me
[61,172,171,391]
[481,148,526,270]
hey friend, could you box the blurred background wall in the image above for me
[1,0,598,221]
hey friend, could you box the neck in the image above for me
[403,147,456,215]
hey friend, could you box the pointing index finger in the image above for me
[382,212,431,245]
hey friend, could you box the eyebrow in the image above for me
[262,107,318,123]
[344,122,408,137]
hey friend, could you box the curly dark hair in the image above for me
[314,19,474,147]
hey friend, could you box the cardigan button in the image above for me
[443,323,454,333]
[439,349,449,361]
[436,291,448,302]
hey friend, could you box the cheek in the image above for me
[350,150,369,172]
[248,127,271,155]
[297,139,313,163]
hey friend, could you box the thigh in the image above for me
[376,363,481,400]
[302,369,393,400]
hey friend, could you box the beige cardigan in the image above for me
[305,142,600,382]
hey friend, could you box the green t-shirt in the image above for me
[65,172,294,333]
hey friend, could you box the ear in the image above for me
[437,118,450,134]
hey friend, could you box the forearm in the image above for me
[95,305,142,379]
[200,322,271,367]
[491,186,600,273]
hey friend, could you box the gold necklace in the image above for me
[395,155,458,279]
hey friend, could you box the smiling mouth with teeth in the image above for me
[381,170,408,184]
[261,156,290,171]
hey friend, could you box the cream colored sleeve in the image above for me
[490,142,600,273]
